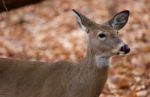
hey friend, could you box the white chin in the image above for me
[112,51,126,56]
[118,52,126,56]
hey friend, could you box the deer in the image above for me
[0,9,130,97]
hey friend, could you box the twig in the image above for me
[2,0,8,12]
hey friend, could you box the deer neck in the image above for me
[84,46,111,72]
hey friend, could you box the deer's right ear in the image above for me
[73,9,92,33]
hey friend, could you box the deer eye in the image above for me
[98,33,106,40]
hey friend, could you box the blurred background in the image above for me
[0,0,149,97]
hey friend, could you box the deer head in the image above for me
[73,9,130,58]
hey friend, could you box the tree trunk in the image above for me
[0,0,44,13]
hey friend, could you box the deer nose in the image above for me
[120,44,130,54]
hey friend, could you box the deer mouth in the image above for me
[117,51,128,55]
[112,47,130,55]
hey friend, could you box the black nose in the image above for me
[120,44,130,54]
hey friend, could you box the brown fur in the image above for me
[0,56,107,97]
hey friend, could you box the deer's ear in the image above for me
[108,10,129,30]
[73,9,94,33]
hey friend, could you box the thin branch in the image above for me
[2,0,8,12]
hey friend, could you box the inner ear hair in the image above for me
[109,10,130,30]
[73,9,99,33]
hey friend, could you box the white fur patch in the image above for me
[95,55,111,68]
[74,14,87,32]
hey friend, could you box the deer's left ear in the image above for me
[108,10,130,30]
